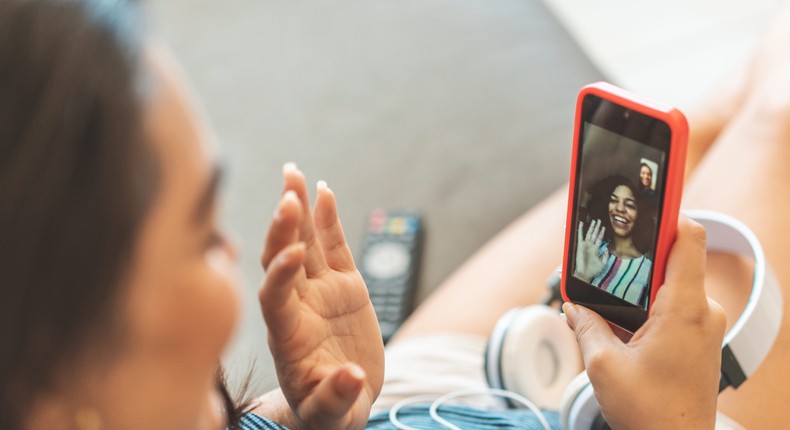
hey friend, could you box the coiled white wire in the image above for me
[389,394,444,430]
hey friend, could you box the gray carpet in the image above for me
[149,0,603,392]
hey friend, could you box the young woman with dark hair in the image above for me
[639,163,654,192]
[573,175,655,306]
[1,1,384,428]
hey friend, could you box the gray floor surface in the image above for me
[148,0,603,392]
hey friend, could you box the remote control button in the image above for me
[369,215,385,234]
[363,242,411,279]
[406,218,419,235]
[392,274,410,285]
[385,297,404,306]
[386,284,407,294]
[388,218,407,235]
[384,304,401,313]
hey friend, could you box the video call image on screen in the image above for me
[572,122,666,309]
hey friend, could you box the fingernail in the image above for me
[278,242,305,264]
[290,242,306,255]
[338,364,365,395]
[317,180,328,190]
[283,162,297,174]
[348,363,365,380]
[283,190,299,203]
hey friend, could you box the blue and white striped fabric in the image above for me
[367,405,561,429]
[238,405,561,429]
[591,248,652,306]
[239,413,289,430]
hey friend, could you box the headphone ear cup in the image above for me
[561,371,606,430]
[485,308,522,391]
[485,305,583,410]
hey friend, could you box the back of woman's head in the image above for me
[0,0,157,427]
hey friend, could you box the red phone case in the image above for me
[561,82,688,316]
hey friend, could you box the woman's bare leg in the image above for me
[683,7,790,424]
[684,66,750,179]
[683,100,790,430]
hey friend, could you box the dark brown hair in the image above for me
[0,2,253,427]
[586,175,654,254]
[0,0,154,427]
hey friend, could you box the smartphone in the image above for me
[561,82,688,333]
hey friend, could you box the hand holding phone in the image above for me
[561,82,688,333]
[563,218,725,430]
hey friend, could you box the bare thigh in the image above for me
[682,109,790,428]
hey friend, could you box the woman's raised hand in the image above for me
[258,163,384,430]
[574,219,609,282]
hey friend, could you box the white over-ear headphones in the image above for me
[485,210,783,430]
[484,305,583,410]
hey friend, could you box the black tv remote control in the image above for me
[359,210,423,343]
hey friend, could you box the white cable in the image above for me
[389,394,442,430]
[428,388,552,430]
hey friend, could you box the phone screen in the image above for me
[568,94,671,311]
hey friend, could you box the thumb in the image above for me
[562,302,624,368]
[601,246,609,261]
[298,363,365,428]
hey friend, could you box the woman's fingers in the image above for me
[586,218,601,243]
[272,164,356,275]
[314,181,356,272]
[652,215,709,317]
[585,220,593,241]
[259,242,307,342]
[261,191,301,270]
[298,363,366,429]
[599,247,610,265]
[563,302,624,374]
[595,224,605,246]
[283,163,329,277]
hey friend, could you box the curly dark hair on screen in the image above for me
[584,175,654,255]
[0,1,249,428]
